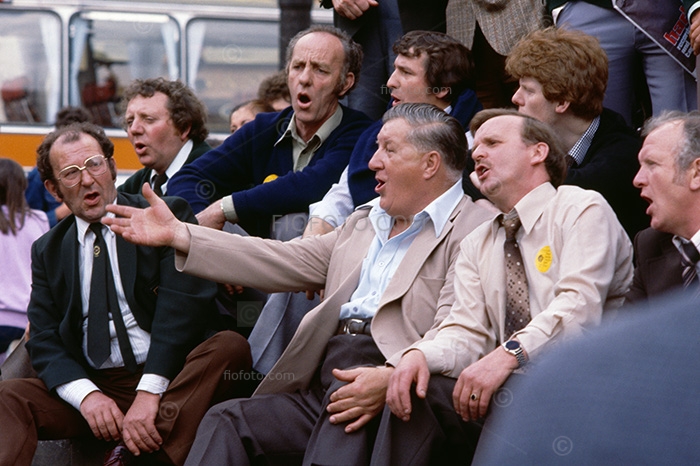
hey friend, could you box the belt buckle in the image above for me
[342,318,366,335]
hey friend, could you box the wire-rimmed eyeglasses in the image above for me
[57,155,109,188]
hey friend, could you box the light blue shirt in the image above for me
[338,181,463,320]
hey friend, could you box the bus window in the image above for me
[69,11,179,128]
[187,18,278,133]
[0,10,61,125]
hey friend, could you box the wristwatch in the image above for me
[502,340,527,368]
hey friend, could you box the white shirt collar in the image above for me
[151,139,193,186]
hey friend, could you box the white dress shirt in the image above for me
[56,208,169,410]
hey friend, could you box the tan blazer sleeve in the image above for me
[175,223,336,293]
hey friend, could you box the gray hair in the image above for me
[642,110,700,172]
[284,25,362,96]
[383,103,468,173]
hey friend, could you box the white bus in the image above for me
[0,0,330,170]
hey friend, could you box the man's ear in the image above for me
[688,158,700,191]
[108,157,118,181]
[44,179,63,203]
[338,72,355,98]
[180,125,191,142]
[423,150,441,179]
[555,100,570,115]
[434,86,450,101]
[529,142,550,166]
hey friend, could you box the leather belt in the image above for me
[337,317,372,336]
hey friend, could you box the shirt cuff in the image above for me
[221,196,239,223]
[689,3,700,22]
[56,379,101,411]
[136,373,170,396]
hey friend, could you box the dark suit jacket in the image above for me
[320,0,449,35]
[26,193,218,392]
[624,227,684,305]
[565,108,650,239]
[118,139,212,196]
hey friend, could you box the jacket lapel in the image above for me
[62,221,82,332]
[115,194,137,305]
[378,199,462,307]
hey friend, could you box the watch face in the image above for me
[505,340,521,351]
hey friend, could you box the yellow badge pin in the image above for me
[535,246,552,273]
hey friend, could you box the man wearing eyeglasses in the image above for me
[0,122,252,466]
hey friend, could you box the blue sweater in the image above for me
[168,105,372,238]
[348,88,482,206]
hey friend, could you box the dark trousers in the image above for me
[0,331,251,466]
[184,334,386,466]
[371,375,482,465]
[185,336,481,466]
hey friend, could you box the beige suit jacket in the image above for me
[446,0,545,55]
[176,196,491,394]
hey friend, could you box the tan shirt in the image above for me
[413,183,634,377]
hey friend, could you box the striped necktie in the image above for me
[680,241,700,290]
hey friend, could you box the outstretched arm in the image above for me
[103,183,192,253]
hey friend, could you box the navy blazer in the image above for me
[625,227,684,305]
[565,108,650,239]
[26,193,218,391]
[168,105,372,238]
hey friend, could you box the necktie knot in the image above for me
[89,222,103,237]
[501,211,522,240]
[153,172,168,196]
